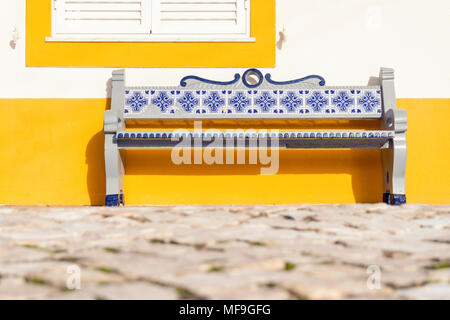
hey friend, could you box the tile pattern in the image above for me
[279,91,303,113]
[116,130,394,140]
[151,90,177,114]
[124,89,382,116]
[203,91,225,113]
[124,90,150,114]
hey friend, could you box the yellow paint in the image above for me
[26,0,276,67]
[1,98,449,205]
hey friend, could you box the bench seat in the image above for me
[115,130,393,149]
[104,68,407,206]
[116,130,393,140]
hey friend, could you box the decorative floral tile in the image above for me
[279,90,303,113]
[124,90,150,114]
[330,90,354,114]
[151,90,178,114]
[228,90,253,114]
[253,91,278,113]
[126,88,383,117]
[176,90,206,114]
[305,90,329,113]
[203,90,226,113]
[357,90,382,114]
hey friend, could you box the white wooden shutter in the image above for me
[151,0,248,35]
[53,0,151,35]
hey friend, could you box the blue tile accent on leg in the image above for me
[105,194,120,206]
[391,194,406,205]
[119,193,124,205]
[383,193,390,204]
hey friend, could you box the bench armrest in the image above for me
[384,109,407,133]
[104,110,120,133]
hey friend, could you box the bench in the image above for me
[104,68,407,206]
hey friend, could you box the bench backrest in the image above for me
[111,69,386,121]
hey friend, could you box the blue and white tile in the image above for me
[151,90,178,114]
[203,90,227,113]
[305,90,329,114]
[357,89,382,114]
[228,90,253,114]
[279,90,303,114]
[176,90,203,114]
[253,90,278,114]
[124,90,150,114]
[330,90,355,114]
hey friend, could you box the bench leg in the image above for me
[381,133,407,205]
[105,133,125,206]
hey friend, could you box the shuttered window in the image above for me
[53,0,151,34]
[152,0,248,35]
[51,0,250,40]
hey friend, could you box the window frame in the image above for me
[47,0,254,43]
[26,0,275,67]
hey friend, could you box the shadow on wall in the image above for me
[86,80,107,207]
[124,149,383,204]
[86,130,106,205]
[86,139,383,205]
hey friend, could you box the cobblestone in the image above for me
[0,204,449,299]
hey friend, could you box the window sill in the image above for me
[45,36,256,43]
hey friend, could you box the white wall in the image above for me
[0,0,449,98]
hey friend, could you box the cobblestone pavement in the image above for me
[0,204,449,300]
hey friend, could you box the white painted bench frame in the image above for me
[104,68,407,206]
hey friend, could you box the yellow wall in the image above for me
[1,98,449,205]
[26,0,276,67]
